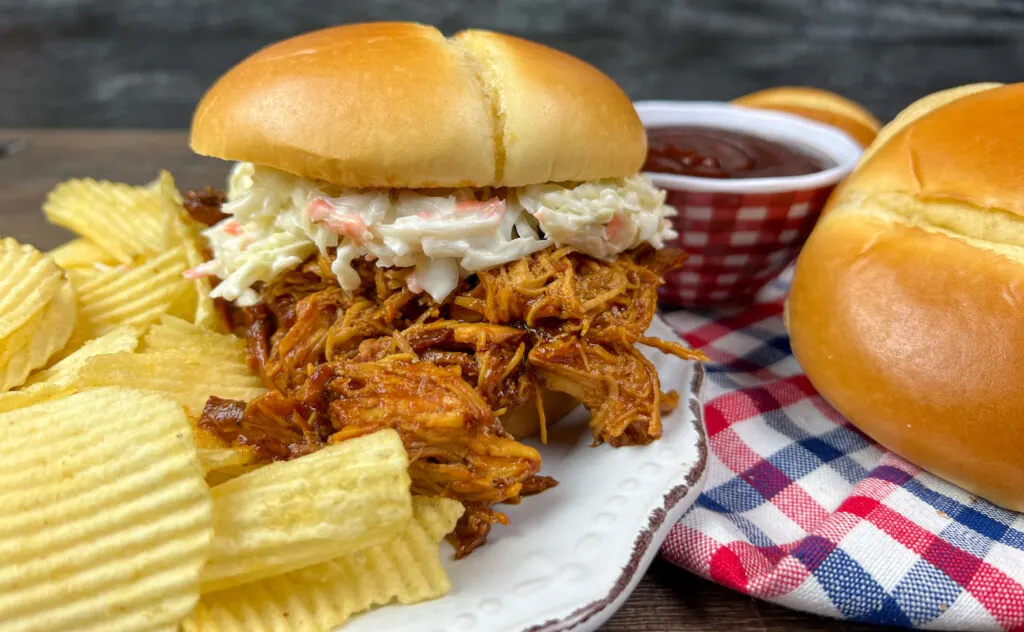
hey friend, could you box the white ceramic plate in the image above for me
[346,316,708,632]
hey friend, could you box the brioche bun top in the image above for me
[850,83,1024,218]
[190,22,646,189]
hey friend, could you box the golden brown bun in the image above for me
[500,390,579,439]
[851,84,1024,216]
[733,86,881,148]
[190,22,645,188]
[787,83,1024,511]
[857,83,1003,167]
[190,23,495,188]
[453,30,646,186]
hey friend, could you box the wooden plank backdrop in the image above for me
[2,0,1023,128]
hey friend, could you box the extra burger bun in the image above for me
[190,22,645,189]
[733,86,881,148]
[856,82,1003,166]
[786,82,1024,511]
[500,390,579,439]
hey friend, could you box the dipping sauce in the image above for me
[643,126,834,179]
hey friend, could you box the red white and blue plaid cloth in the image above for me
[660,267,1024,631]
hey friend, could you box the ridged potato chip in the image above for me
[75,349,264,476]
[49,238,118,270]
[201,430,413,593]
[0,327,141,414]
[143,315,247,363]
[0,319,258,479]
[77,346,265,418]
[43,177,166,263]
[149,173,225,332]
[0,279,76,392]
[42,171,225,336]
[0,387,214,632]
[0,381,66,414]
[197,446,262,484]
[65,245,192,353]
[199,447,260,484]
[44,172,224,332]
[58,317,262,477]
[65,266,100,288]
[183,496,463,632]
[0,238,63,342]
[0,319,43,392]
[25,325,140,388]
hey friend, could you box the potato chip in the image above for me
[0,387,214,632]
[6,327,133,406]
[0,279,76,392]
[43,177,166,263]
[44,172,225,333]
[49,238,118,270]
[0,320,42,392]
[2,320,260,480]
[77,350,265,419]
[200,430,412,593]
[65,266,99,288]
[0,327,142,414]
[183,496,463,632]
[192,289,223,332]
[0,238,63,342]
[143,315,247,364]
[151,172,225,332]
[198,446,260,482]
[25,325,140,388]
[76,349,264,435]
[406,495,466,542]
[195,443,262,484]
[65,245,192,352]
[0,382,67,414]
[66,317,263,478]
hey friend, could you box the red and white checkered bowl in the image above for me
[635,101,862,308]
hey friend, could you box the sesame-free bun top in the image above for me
[855,82,1003,166]
[190,22,646,188]
[786,83,1024,511]
[732,86,881,148]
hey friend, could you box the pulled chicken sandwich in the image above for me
[186,22,705,556]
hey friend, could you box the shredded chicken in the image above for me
[529,338,664,446]
[198,233,705,556]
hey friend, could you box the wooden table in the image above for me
[0,130,878,632]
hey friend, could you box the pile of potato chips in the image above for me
[0,175,463,631]
[0,238,76,390]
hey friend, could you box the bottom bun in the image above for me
[500,390,579,439]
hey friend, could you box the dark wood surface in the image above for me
[0,130,882,632]
[4,0,1024,128]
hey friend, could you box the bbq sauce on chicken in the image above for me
[190,189,709,558]
[198,247,705,557]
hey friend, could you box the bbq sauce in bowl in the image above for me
[644,126,834,179]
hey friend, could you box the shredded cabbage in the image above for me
[196,163,677,305]
[517,178,678,257]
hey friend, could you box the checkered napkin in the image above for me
[659,268,1024,631]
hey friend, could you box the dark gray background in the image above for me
[2,0,1021,128]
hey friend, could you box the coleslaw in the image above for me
[190,162,678,305]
